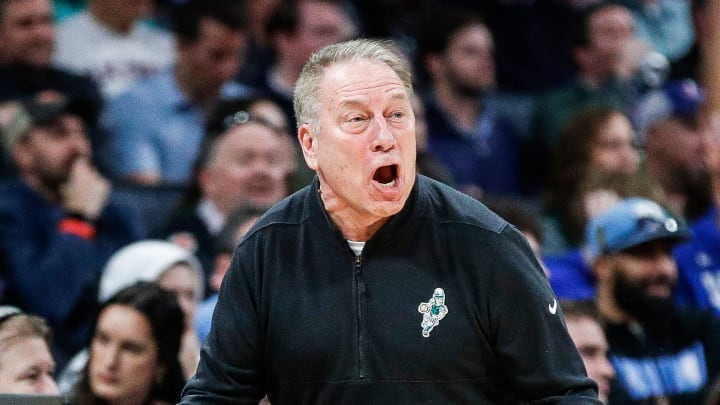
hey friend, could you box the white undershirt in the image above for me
[346,240,365,256]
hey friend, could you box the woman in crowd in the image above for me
[0,306,59,394]
[72,281,185,405]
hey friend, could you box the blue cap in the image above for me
[664,79,704,118]
[585,198,690,260]
[634,79,704,140]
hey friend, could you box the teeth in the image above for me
[380,179,396,187]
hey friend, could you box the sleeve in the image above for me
[179,240,266,404]
[485,225,602,404]
[0,198,145,324]
[100,94,160,179]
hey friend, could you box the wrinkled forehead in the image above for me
[319,60,409,105]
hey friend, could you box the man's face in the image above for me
[201,122,290,213]
[440,24,495,96]
[609,239,678,322]
[0,0,54,67]
[566,316,614,403]
[585,5,635,76]
[180,18,246,96]
[301,59,416,220]
[16,114,90,189]
[282,1,353,71]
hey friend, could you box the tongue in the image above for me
[374,166,394,184]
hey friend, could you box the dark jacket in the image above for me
[605,305,720,404]
[181,176,601,404]
[0,179,145,367]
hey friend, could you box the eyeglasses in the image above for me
[220,110,288,134]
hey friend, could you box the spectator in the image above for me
[195,204,264,342]
[543,107,646,254]
[58,239,204,393]
[639,78,710,220]
[0,306,59,395]
[588,197,720,403]
[100,0,250,186]
[414,5,523,199]
[561,300,615,404]
[0,95,145,369]
[254,0,356,128]
[0,0,103,176]
[54,0,175,98]
[158,96,296,280]
[71,282,186,405]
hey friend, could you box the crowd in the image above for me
[0,0,719,403]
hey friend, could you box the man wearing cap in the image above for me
[0,95,145,370]
[587,197,720,404]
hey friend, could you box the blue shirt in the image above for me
[674,206,720,315]
[101,68,250,184]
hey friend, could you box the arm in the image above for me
[487,226,602,404]
[179,242,266,404]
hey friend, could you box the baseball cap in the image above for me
[0,94,95,151]
[634,79,704,140]
[585,198,690,261]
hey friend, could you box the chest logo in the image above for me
[418,288,448,338]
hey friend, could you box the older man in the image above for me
[180,39,601,404]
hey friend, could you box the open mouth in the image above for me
[373,165,398,187]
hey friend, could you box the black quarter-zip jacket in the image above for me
[181,176,601,404]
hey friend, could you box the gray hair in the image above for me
[293,38,414,131]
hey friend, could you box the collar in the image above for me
[196,198,225,235]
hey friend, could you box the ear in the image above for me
[298,123,318,171]
[154,363,167,386]
[11,141,33,172]
[424,53,443,80]
[573,46,591,71]
[592,256,613,284]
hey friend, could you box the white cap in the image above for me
[99,240,204,302]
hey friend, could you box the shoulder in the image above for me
[416,176,508,235]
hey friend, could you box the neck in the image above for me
[270,62,300,96]
[433,82,482,132]
[89,3,134,34]
[174,64,218,110]
[319,182,388,241]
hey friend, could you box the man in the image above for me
[639,78,710,220]
[180,39,601,404]
[561,300,616,404]
[0,0,103,176]
[0,94,145,369]
[100,0,249,185]
[255,0,355,128]
[587,197,720,403]
[53,0,175,97]
[415,5,522,198]
[158,96,295,284]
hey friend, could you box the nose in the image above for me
[599,357,615,380]
[37,375,60,395]
[371,119,395,152]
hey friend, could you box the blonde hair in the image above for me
[0,313,52,363]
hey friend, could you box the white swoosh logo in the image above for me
[548,298,558,315]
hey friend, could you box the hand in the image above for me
[60,158,110,221]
